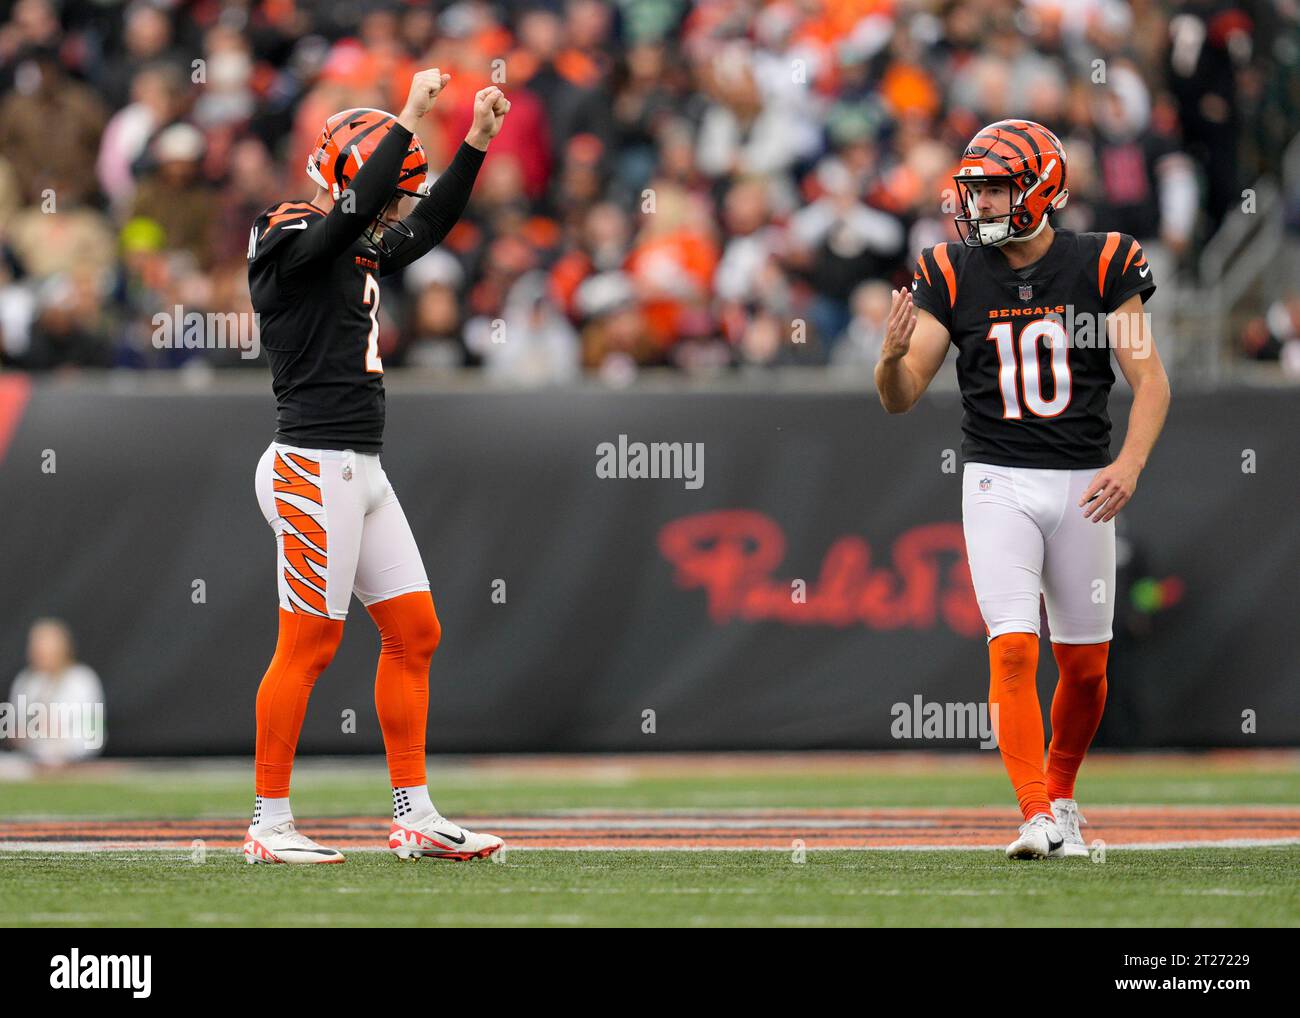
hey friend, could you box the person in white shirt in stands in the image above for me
[6,618,104,768]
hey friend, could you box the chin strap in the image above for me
[1008,211,1053,244]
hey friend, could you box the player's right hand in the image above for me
[467,86,510,145]
[400,68,450,123]
[880,287,917,363]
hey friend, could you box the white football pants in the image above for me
[254,442,429,619]
[961,461,1115,644]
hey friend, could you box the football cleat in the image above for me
[389,812,504,862]
[243,821,345,864]
[1051,798,1092,858]
[1005,813,1066,860]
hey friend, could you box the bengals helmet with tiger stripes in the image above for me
[305,107,430,254]
[952,119,1069,248]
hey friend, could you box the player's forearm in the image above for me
[343,123,413,226]
[874,355,921,414]
[386,141,485,270]
[295,123,414,268]
[1115,370,1170,469]
[292,123,413,270]
[411,141,484,238]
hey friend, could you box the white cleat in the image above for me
[1051,798,1092,857]
[1005,813,1066,860]
[243,820,345,864]
[389,812,504,862]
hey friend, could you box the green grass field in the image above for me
[2,751,1298,927]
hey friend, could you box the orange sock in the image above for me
[255,608,344,798]
[988,632,1051,821]
[368,590,441,788]
[1046,641,1109,801]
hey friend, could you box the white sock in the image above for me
[392,785,436,821]
[251,795,293,831]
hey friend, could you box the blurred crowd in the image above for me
[0,0,1295,380]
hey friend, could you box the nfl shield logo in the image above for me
[342,464,352,481]
[979,476,992,492]
[1018,283,1033,301]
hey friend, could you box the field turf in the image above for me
[1,751,1297,927]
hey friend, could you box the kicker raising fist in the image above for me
[467,86,511,150]
[244,89,504,866]
[398,68,451,129]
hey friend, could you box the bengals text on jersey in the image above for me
[910,228,1155,470]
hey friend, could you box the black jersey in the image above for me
[910,229,1156,470]
[248,128,484,453]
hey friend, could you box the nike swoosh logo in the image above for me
[1048,836,1063,850]
[282,221,309,231]
[1138,266,1150,277]
[432,829,467,845]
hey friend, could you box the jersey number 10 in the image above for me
[985,319,1071,419]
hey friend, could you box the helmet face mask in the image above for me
[954,174,1031,247]
[364,213,412,256]
[365,191,421,255]
[951,120,1069,248]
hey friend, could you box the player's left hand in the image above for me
[1079,457,1141,523]
[466,87,510,150]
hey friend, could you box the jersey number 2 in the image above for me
[362,272,383,373]
[985,319,1071,419]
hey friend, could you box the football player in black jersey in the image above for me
[874,120,1171,860]
[244,69,511,864]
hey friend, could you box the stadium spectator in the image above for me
[5,618,105,768]
[787,155,907,353]
[20,271,113,370]
[0,44,107,206]
[96,61,190,217]
[464,268,581,382]
[1165,0,1254,232]
[1238,292,1300,377]
[5,180,116,281]
[832,278,893,367]
[128,123,217,269]
[95,0,191,112]
[1077,61,1197,343]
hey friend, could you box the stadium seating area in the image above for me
[0,0,1294,376]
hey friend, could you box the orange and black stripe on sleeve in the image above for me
[914,252,932,288]
[931,242,957,308]
[259,202,321,242]
[1121,237,1146,273]
[1097,231,1121,298]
